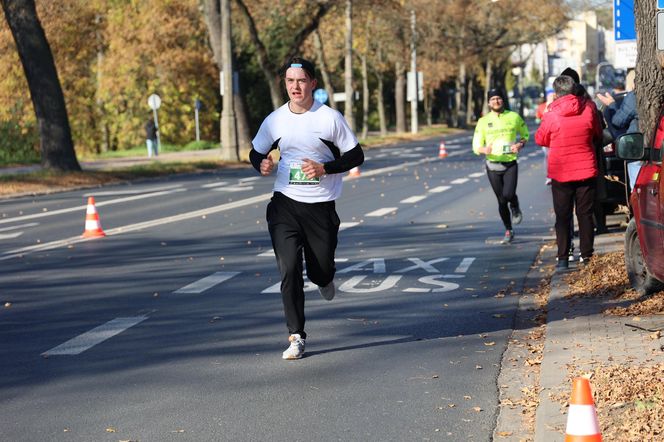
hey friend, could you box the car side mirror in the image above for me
[616,132,646,160]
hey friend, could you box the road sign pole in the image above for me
[152,108,161,154]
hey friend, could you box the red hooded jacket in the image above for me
[535,94,602,182]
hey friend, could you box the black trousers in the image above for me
[485,161,520,230]
[551,178,596,260]
[266,192,340,339]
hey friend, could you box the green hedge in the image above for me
[0,121,40,165]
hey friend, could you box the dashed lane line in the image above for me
[42,316,148,356]
[174,271,241,294]
[400,195,427,204]
[0,188,186,225]
[366,207,398,217]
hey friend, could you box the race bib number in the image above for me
[289,162,320,185]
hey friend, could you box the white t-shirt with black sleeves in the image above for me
[252,100,358,203]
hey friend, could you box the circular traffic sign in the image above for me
[148,94,161,110]
[313,88,328,104]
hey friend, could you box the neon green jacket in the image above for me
[472,110,529,162]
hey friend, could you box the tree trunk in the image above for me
[376,73,387,136]
[395,61,406,133]
[483,58,492,114]
[425,88,432,126]
[361,53,369,139]
[1,0,80,171]
[313,30,336,110]
[234,0,282,109]
[465,76,473,126]
[202,0,250,159]
[455,61,467,129]
[635,1,664,144]
[343,0,354,131]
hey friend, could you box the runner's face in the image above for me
[488,96,504,112]
[285,67,316,111]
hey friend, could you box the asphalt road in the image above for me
[0,131,556,441]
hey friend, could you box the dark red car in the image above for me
[616,111,664,295]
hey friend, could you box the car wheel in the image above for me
[624,218,664,296]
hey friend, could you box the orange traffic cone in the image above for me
[349,166,361,177]
[438,139,448,159]
[81,196,106,238]
[564,377,602,441]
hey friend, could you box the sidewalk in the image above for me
[534,232,664,440]
[0,148,225,176]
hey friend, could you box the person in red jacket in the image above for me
[535,74,602,271]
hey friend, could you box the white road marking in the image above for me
[340,222,359,231]
[0,188,185,225]
[211,186,254,192]
[0,222,39,240]
[42,316,147,356]
[1,193,272,261]
[83,184,183,196]
[366,207,398,217]
[201,181,229,188]
[257,223,359,257]
[0,232,24,240]
[239,177,261,183]
[450,178,469,184]
[429,186,451,193]
[338,275,402,293]
[400,195,427,204]
[468,172,484,178]
[174,271,240,293]
[455,257,475,273]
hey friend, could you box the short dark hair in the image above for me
[280,57,316,80]
[553,75,576,97]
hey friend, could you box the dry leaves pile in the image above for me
[559,250,664,439]
[565,251,664,316]
[557,365,664,441]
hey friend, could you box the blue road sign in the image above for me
[660,0,664,10]
[614,0,636,41]
[313,88,328,104]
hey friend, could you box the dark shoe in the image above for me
[510,206,523,225]
[555,260,569,273]
[579,256,591,267]
[501,230,514,244]
[318,281,336,301]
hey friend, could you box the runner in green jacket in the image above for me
[472,88,529,243]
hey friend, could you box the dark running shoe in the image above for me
[511,206,523,225]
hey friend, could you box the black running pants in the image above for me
[266,192,340,339]
[485,161,520,230]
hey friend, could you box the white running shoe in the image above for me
[318,281,336,301]
[282,334,305,360]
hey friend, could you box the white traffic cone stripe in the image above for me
[565,404,600,435]
[86,206,98,215]
[85,220,101,230]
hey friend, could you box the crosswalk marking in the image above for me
[468,172,484,178]
[366,207,398,217]
[174,271,240,294]
[42,316,148,356]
